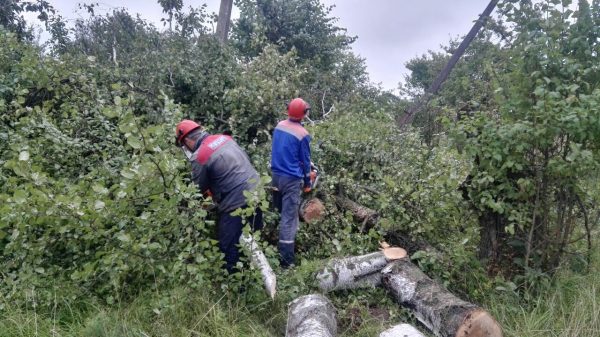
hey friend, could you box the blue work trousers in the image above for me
[272,174,303,267]
[218,206,263,273]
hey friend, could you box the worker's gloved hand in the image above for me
[303,186,312,193]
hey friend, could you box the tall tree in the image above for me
[232,0,365,110]
[233,0,355,68]
[459,0,600,274]
[216,0,233,43]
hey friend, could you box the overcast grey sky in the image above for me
[31,1,491,92]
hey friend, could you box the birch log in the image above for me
[380,324,427,337]
[382,259,502,337]
[316,248,407,292]
[286,294,337,337]
[239,233,276,299]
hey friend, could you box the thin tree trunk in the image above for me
[398,0,499,127]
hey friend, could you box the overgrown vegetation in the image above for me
[1,0,599,336]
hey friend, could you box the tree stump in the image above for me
[382,259,502,337]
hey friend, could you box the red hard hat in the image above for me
[175,119,201,146]
[287,98,311,120]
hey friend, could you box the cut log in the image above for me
[239,233,276,299]
[286,294,337,337]
[385,230,443,262]
[300,197,326,223]
[381,259,502,337]
[335,195,379,232]
[380,323,427,337]
[316,248,407,292]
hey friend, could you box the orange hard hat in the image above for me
[287,98,311,120]
[175,119,201,146]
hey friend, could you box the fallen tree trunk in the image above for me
[382,259,502,337]
[334,195,379,232]
[239,233,276,299]
[333,195,443,260]
[380,323,427,337]
[316,248,407,292]
[286,294,337,337]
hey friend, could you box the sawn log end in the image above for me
[455,309,503,337]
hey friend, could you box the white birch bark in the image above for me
[286,294,337,337]
[239,233,276,299]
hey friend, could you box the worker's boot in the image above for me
[279,241,295,268]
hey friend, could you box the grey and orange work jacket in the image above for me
[190,134,259,213]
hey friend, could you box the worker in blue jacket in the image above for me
[271,98,312,268]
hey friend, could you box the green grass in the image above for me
[487,268,600,337]
[0,260,401,337]
[2,254,599,337]
[0,287,278,337]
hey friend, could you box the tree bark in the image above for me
[382,259,502,337]
[239,233,276,299]
[334,195,379,232]
[286,294,337,337]
[380,323,427,337]
[477,211,506,270]
[216,0,233,43]
[333,196,443,260]
[316,249,407,292]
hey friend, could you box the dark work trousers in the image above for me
[218,206,264,273]
[272,174,303,268]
